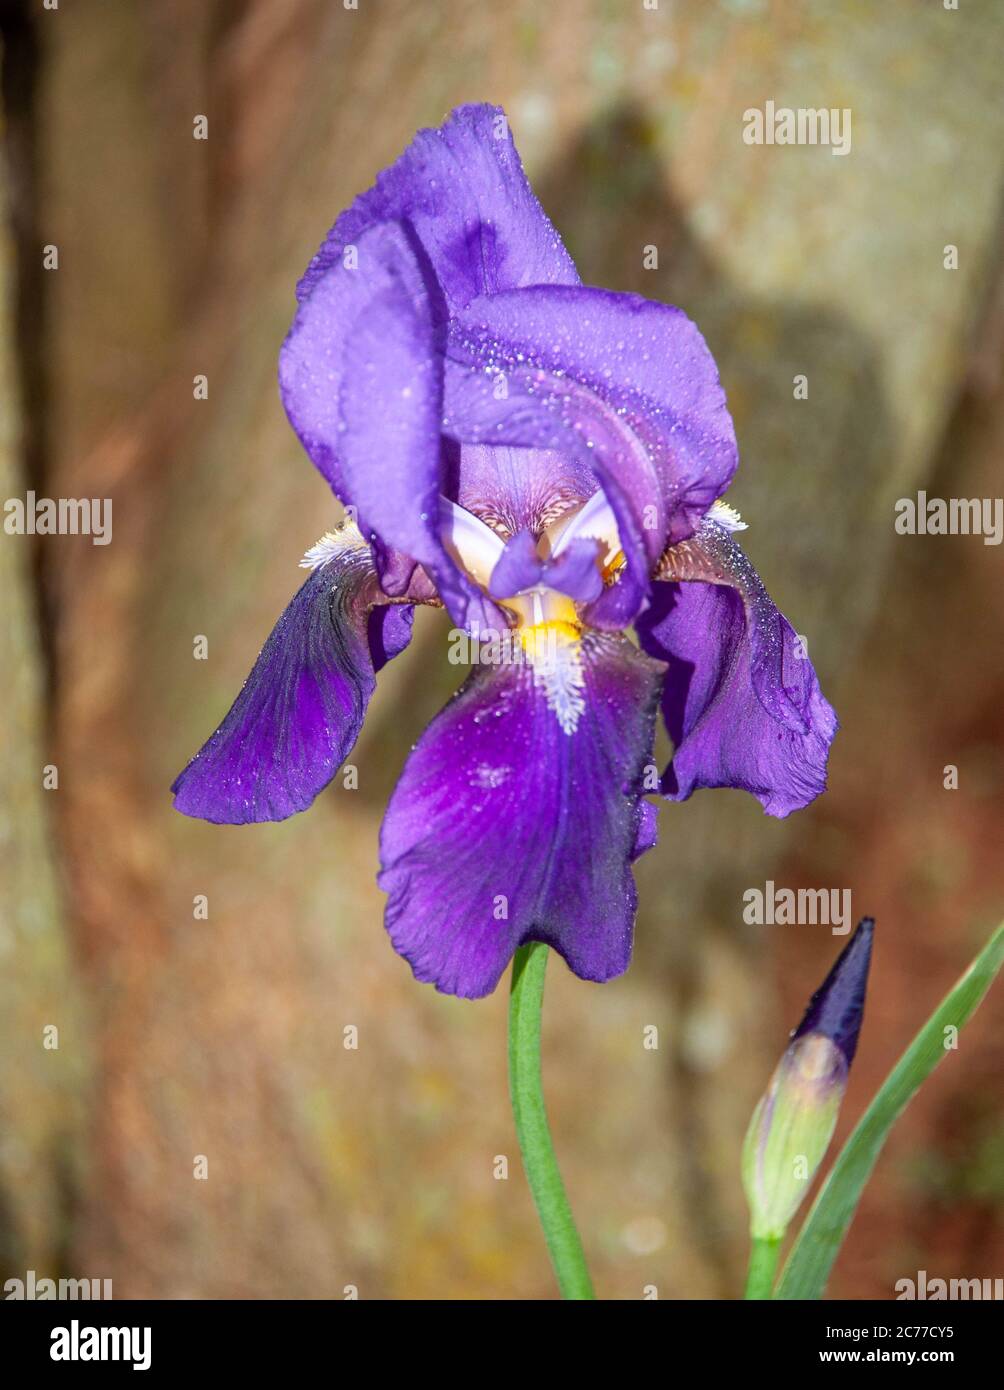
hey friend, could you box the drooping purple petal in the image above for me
[635,519,837,818]
[443,284,738,626]
[792,918,874,1066]
[632,799,660,860]
[368,603,415,672]
[173,539,411,825]
[280,221,495,629]
[377,632,665,998]
[297,103,579,312]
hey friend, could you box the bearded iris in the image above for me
[172,103,837,999]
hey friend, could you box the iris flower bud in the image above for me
[742,919,874,1240]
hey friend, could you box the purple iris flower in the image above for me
[172,104,837,998]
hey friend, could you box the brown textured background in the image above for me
[1,0,1002,1299]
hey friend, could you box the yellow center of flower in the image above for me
[502,590,580,633]
[515,617,581,663]
[514,618,587,734]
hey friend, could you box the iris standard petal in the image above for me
[280,220,493,628]
[280,221,430,501]
[296,103,579,312]
[443,284,738,626]
[377,632,665,998]
[172,535,411,825]
[635,520,837,818]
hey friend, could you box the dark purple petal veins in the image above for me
[377,632,665,998]
[636,519,837,817]
[444,441,595,540]
[172,536,411,824]
[296,103,579,312]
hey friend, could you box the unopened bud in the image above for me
[742,919,874,1240]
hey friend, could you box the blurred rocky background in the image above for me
[0,0,1002,1298]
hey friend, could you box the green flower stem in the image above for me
[744,1234,782,1299]
[508,942,595,1300]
